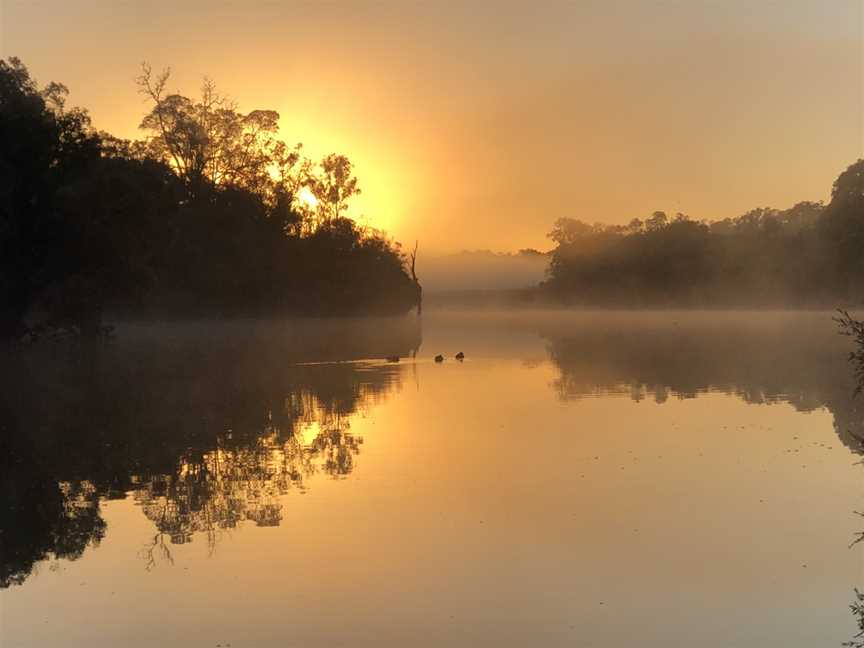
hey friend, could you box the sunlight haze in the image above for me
[1,0,862,253]
[3,5,864,645]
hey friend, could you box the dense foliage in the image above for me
[837,310,864,395]
[544,164,864,306]
[0,59,420,337]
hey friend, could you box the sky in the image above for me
[1,0,862,253]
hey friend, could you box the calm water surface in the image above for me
[1,311,862,647]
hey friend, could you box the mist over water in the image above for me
[1,310,862,647]
[421,251,548,292]
[3,3,862,645]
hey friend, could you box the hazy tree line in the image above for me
[543,161,864,307]
[0,58,420,338]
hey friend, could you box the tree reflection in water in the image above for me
[3,311,863,619]
[536,312,864,646]
[0,318,419,586]
[134,393,365,562]
[0,473,107,588]
[539,313,864,454]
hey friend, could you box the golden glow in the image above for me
[276,111,407,237]
[295,185,318,209]
[3,2,861,253]
[2,313,861,646]
[298,421,322,446]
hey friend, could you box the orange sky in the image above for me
[1,1,862,252]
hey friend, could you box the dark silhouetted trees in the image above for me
[544,162,864,306]
[0,59,420,338]
[136,64,291,200]
[821,162,864,299]
[0,58,101,336]
[837,310,864,395]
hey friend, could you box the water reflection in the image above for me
[537,313,864,453]
[529,312,864,646]
[0,459,107,588]
[133,394,365,560]
[0,318,419,587]
[2,310,862,643]
[2,312,863,646]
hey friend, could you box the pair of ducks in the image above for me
[385,352,465,363]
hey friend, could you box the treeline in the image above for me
[542,162,864,306]
[0,58,420,338]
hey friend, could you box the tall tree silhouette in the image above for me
[1,58,420,337]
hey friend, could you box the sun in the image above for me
[295,185,318,209]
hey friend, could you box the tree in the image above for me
[845,589,864,648]
[0,59,423,337]
[836,310,864,395]
[409,240,422,314]
[543,161,863,306]
[0,57,101,336]
[136,66,367,237]
[645,210,668,232]
[821,160,864,302]
[136,64,289,201]
[306,153,361,229]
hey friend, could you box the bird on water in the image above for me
[434,354,444,363]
